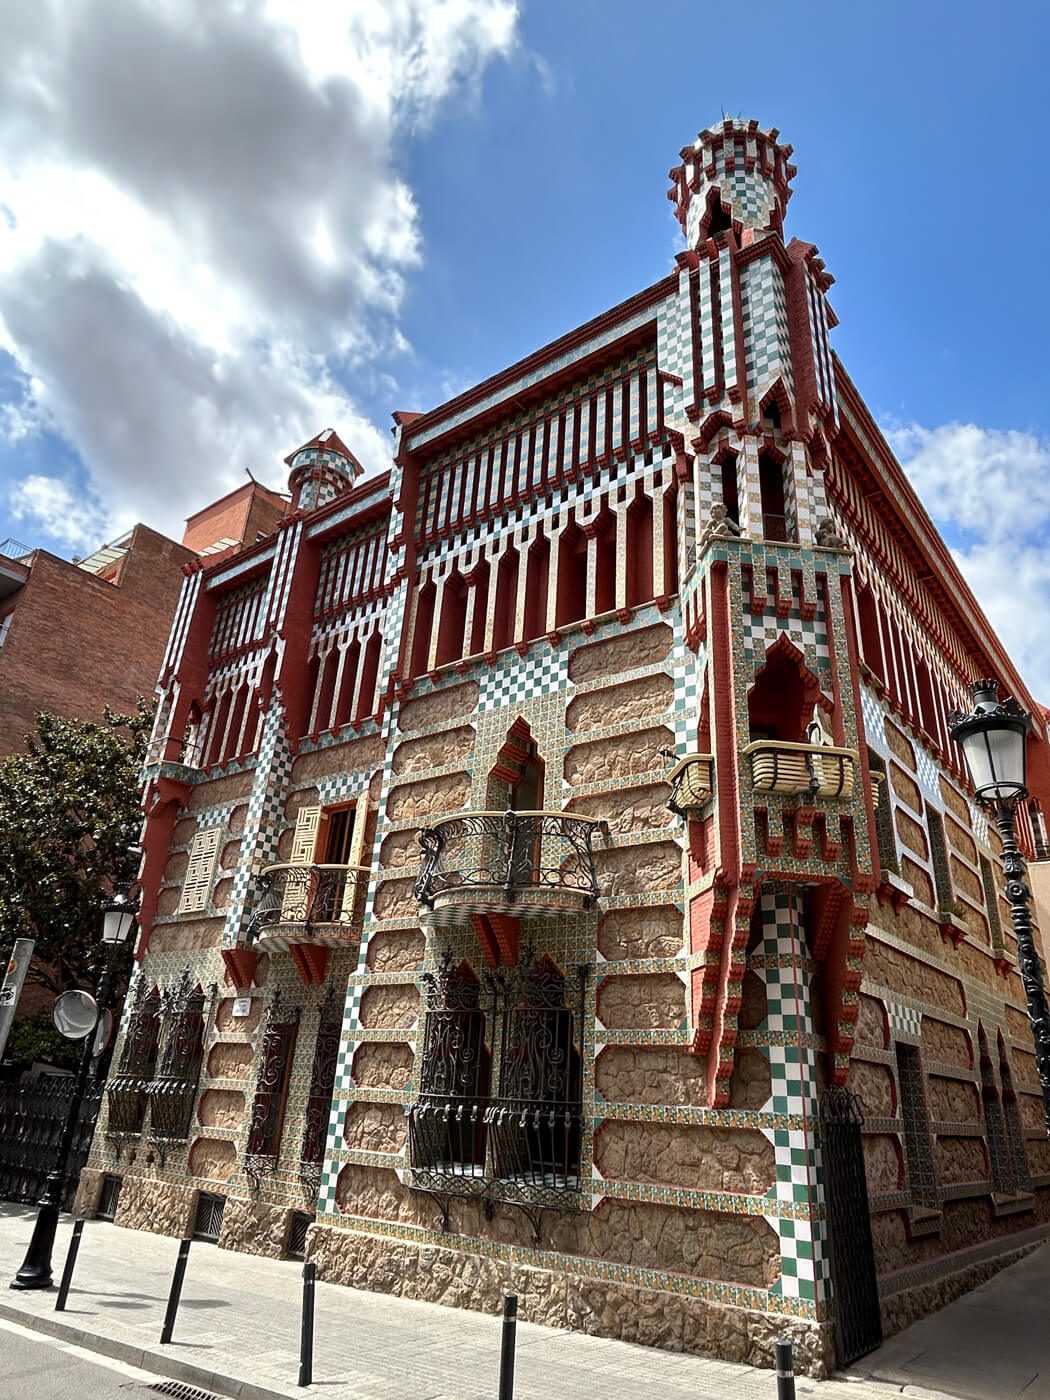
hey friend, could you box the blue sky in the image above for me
[1,1,1048,689]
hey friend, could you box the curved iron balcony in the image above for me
[744,739,858,800]
[250,863,368,948]
[414,810,608,927]
[666,754,715,817]
[407,1092,583,1213]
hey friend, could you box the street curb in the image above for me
[0,1296,296,1400]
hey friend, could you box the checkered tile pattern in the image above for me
[752,890,830,1305]
[656,271,693,413]
[914,746,941,804]
[671,631,704,754]
[222,698,294,949]
[743,598,830,670]
[885,999,923,1041]
[740,256,794,398]
[969,800,989,846]
[476,643,570,711]
[860,685,888,755]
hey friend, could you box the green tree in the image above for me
[0,702,152,1007]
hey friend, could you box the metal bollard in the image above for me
[298,1260,315,1387]
[498,1293,517,1400]
[159,1238,192,1345]
[55,1220,84,1312]
[775,1338,796,1400]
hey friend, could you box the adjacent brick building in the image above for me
[0,481,285,756]
[82,120,1050,1377]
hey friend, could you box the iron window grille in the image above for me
[408,948,587,1230]
[299,988,343,1193]
[192,1191,225,1242]
[287,1210,312,1260]
[978,1023,1014,1194]
[148,973,215,1144]
[895,1042,939,1209]
[998,1032,1031,1192]
[97,1173,123,1221]
[244,992,300,1185]
[106,982,161,1138]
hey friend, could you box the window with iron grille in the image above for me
[980,855,1005,951]
[998,1032,1031,1192]
[977,1023,1013,1194]
[246,1007,299,1159]
[287,1210,312,1260]
[895,1042,938,1209]
[193,1192,225,1242]
[867,751,897,873]
[97,1174,123,1221]
[106,985,161,1135]
[300,990,342,1181]
[149,978,209,1141]
[925,804,954,916]
[411,959,491,1176]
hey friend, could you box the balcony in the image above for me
[414,810,608,928]
[250,863,368,949]
[407,1092,583,1216]
[744,739,858,800]
[666,754,714,817]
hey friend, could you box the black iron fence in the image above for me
[0,1076,102,1209]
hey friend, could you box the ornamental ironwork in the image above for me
[414,810,607,911]
[299,986,343,1194]
[408,947,588,1233]
[147,970,215,1144]
[244,990,300,1186]
[249,863,366,940]
[106,981,161,1138]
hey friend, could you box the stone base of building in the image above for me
[306,1222,836,1378]
[878,1223,1050,1341]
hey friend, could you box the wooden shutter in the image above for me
[340,790,371,919]
[283,805,322,920]
[178,827,221,914]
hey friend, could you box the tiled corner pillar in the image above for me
[753,888,830,1310]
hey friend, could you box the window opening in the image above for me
[149,978,209,1141]
[413,959,491,1175]
[246,998,299,1160]
[895,1042,938,1208]
[97,1174,123,1222]
[998,1032,1031,1192]
[492,548,519,652]
[287,1211,312,1260]
[106,984,161,1135]
[468,561,490,657]
[436,571,468,667]
[409,581,435,678]
[555,522,587,629]
[867,751,898,873]
[625,492,653,608]
[592,507,616,615]
[354,629,382,723]
[759,453,790,542]
[299,989,343,1186]
[523,534,549,641]
[925,804,954,916]
[193,1192,225,1242]
[978,1023,1013,1193]
[663,488,679,597]
[719,453,740,527]
[857,585,885,681]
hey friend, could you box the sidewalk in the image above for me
[0,1203,948,1400]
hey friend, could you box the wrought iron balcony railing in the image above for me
[414,810,608,926]
[407,1091,583,1213]
[145,1075,199,1142]
[745,739,858,800]
[666,754,715,817]
[105,1074,150,1136]
[250,863,368,947]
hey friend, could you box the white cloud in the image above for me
[887,421,1050,700]
[0,0,518,550]
[8,474,107,551]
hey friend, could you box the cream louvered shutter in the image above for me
[178,827,222,914]
[282,805,323,920]
[340,790,371,919]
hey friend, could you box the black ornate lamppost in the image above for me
[949,679,1050,1138]
[10,887,138,1290]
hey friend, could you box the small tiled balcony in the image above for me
[249,862,368,949]
[666,754,715,817]
[414,810,608,928]
[744,740,858,800]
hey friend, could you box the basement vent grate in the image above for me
[148,1383,222,1400]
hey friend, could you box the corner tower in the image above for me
[286,428,364,513]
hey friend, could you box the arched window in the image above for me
[223,682,249,762]
[468,560,490,657]
[555,521,587,629]
[523,533,549,641]
[333,638,360,731]
[593,506,617,615]
[354,629,382,723]
[436,570,468,668]
[409,580,435,679]
[857,584,885,680]
[748,642,814,742]
[759,453,790,542]
[719,452,740,526]
[492,547,519,652]
[205,690,232,767]
[626,491,653,608]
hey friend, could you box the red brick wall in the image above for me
[0,525,194,755]
[182,482,285,555]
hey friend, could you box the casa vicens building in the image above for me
[79,118,1050,1376]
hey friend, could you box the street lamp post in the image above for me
[949,679,1050,1138]
[10,889,138,1290]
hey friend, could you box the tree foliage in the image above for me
[0,702,152,998]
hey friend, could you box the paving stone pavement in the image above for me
[0,1203,949,1400]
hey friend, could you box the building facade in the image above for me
[0,481,285,758]
[81,121,1050,1376]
